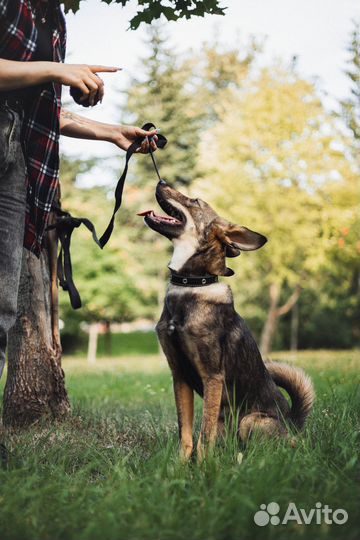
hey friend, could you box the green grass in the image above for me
[96,331,159,357]
[66,331,159,357]
[0,350,359,540]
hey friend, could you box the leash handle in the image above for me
[47,209,102,309]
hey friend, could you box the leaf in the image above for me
[63,0,81,14]
[162,7,179,21]
[237,452,244,465]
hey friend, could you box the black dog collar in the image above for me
[170,273,219,287]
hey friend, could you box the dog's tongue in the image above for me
[137,210,181,225]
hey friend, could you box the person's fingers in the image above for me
[141,129,158,137]
[88,65,121,73]
[76,81,90,99]
[84,75,99,91]
[150,138,157,151]
[140,137,150,154]
[80,76,99,103]
[95,75,105,102]
[90,89,97,106]
[136,138,148,154]
[88,72,103,105]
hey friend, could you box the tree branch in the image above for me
[275,285,302,317]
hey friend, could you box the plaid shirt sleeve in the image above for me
[0,0,66,257]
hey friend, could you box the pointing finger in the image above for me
[89,65,122,73]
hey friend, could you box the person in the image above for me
[0,0,158,377]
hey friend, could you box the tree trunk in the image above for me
[260,283,301,358]
[3,223,70,428]
[260,283,281,358]
[87,323,99,364]
[290,301,299,352]
[104,321,112,356]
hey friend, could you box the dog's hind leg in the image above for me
[239,412,288,442]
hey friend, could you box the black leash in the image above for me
[48,122,167,309]
[99,122,167,248]
[47,204,102,309]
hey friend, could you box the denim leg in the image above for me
[0,108,26,378]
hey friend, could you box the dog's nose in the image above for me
[158,179,167,185]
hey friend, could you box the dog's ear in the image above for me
[224,224,267,251]
[225,244,241,258]
[204,223,236,276]
[215,220,267,253]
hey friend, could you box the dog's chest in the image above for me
[165,284,230,333]
[163,284,233,379]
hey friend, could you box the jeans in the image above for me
[0,104,26,378]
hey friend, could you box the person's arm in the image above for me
[0,59,54,90]
[60,109,158,153]
[0,59,119,103]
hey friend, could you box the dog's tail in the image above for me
[266,361,315,430]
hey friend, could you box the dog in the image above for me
[138,180,315,461]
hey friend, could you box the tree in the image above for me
[189,37,260,124]
[123,24,203,186]
[195,67,358,356]
[341,21,360,149]
[63,0,226,29]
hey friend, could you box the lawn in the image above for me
[0,350,359,540]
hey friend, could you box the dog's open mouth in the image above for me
[137,210,182,226]
[137,186,186,231]
[137,194,185,227]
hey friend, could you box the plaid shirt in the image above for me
[0,0,66,256]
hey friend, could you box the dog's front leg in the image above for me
[173,377,194,461]
[197,374,224,462]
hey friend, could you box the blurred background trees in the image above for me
[59,22,359,356]
[194,66,358,355]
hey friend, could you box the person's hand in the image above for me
[112,125,159,153]
[51,63,120,105]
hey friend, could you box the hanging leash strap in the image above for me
[47,205,102,309]
[99,122,167,247]
[48,122,167,309]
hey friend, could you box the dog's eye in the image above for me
[193,198,201,207]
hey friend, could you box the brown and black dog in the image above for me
[139,180,315,461]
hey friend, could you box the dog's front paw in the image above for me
[196,438,206,464]
[180,443,193,462]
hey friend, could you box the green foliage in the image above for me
[123,24,203,186]
[62,0,226,29]
[189,37,259,123]
[194,66,359,345]
[0,351,359,540]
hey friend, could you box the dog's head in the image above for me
[138,180,267,276]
